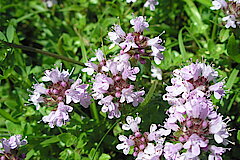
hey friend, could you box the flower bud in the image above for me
[120,50,125,55]
[134,147,139,151]
[1,156,6,160]
[61,81,67,87]
[114,76,122,81]
[186,120,192,128]
[135,132,142,138]
[141,137,145,142]
[179,136,185,142]
[46,89,51,94]
[115,92,121,98]
[134,54,140,59]
[202,120,208,129]
[53,89,59,94]
[133,152,138,157]
[57,97,63,101]
[139,144,145,150]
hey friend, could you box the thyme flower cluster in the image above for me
[117,62,231,160]
[211,0,240,28]
[0,135,27,160]
[29,66,91,128]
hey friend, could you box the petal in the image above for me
[214,134,223,144]
[122,124,130,131]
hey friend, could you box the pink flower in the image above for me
[116,135,135,155]
[42,102,73,128]
[0,135,27,154]
[144,0,159,11]
[130,16,149,33]
[183,134,208,159]
[122,116,141,132]
[163,142,183,160]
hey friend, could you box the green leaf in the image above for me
[0,109,19,123]
[0,31,7,41]
[194,0,212,7]
[40,136,60,147]
[183,0,207,33]
[89,148,100,160]
[178,27,187,60]
[225,68,239,90]
[227,34,240,63]
[219,29,230,42]
[140,80,158,107]
[58,133,77,147]
[237,130,240,143]
[99,153,111,160]
[59,148,73,160]
[5,120,22,134]
[4,98,18,110]
[76,133,87,149]
[25,149,35,160]
[6,24,15,43]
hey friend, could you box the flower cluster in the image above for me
[161,62,231,159]
[117,62,231,160]
[29,66,91,128]
[108,16,165,65]
[126,0,159,11]
[0,135,27,160]
[82,49,145,119]
[116,115,171,159]
[211,0,240,28]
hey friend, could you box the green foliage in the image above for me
[0,0,239,159]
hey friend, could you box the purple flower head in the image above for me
[136,142,163,160]
[148,124,171,142]
[130,16,149,33]
[0,135,27,154]
[92,73,114,98]
[89,54,144,118]
[120,33,138,52]
[161,61,231,159]
[210,0,227,10]
[29,66,91,110]
[183,134,208,159]
[42,67,71,84]
[163,142,183,160]
[144,0,159,11]
[209,115,230,144]
[208,145,230,160]
[147,36,165,65]
[122,116,141,132]
[116,135,135,155]
[65,79,91,108]
[99,96,121,119]
[42,102,73,128]
[222,15,237,28]
[108,17,165,64]
[210,0,240,28]
[108,25,126,45]
[163,62,225,108]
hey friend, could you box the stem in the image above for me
[90,101,100,124]
[211,11,219,41]
[91,119,121,160]
[0,40,85,66]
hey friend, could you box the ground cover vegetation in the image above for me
[0,0,239,159]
